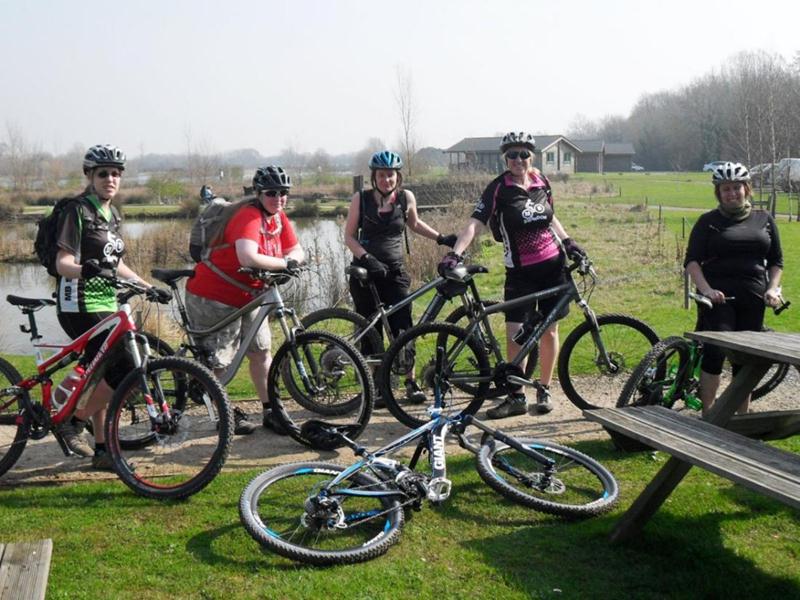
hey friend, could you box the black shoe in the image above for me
[486,393,527,419]
[404,380,427,404]
[373,390,386,409]
[262,408,288,436]
[91,450,114,471]
[534,385,553,414]
[233,406,257,435]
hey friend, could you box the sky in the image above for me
[1,0,798,158]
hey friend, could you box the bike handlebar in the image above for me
[237,265,309,285]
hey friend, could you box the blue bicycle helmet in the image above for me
[369,150,403,170]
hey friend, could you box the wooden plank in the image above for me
[686,331,800,366]
[728,410,800,441]
[587,407,800,506]
[0,539,52,600]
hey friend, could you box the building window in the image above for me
[546,152,555,163]
[564,152,572,163]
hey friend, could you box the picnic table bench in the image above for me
[584,330,800,543]
[0,539,52,600]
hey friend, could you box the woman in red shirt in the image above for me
[186,166,305,434]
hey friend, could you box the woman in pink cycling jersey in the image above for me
[438,132,585,419]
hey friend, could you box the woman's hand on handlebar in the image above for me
[764,287,782,308]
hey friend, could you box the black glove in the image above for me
[562,238,586,261]
[285,258,302,274]
[436,233,458,248]
[145,286,173,304]
[437,251,463,277]
[359,253,389,278]
[81,259,115,280]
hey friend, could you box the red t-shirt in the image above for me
[187,205,299,307]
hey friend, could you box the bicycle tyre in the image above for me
[379,322,491,429]
[558,314,659,410]
[106,356,233,500]
[301,307,384,358]
[270,331,374,449]
[616,336,693,410]
[85,332,184,450]
[444,300,539,378]
[239,461,404,565]
[476,437,619,518]
[0,357,28,478]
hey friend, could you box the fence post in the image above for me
[658,204,662,223]
[682,217,686,238]
[353,175,363,194]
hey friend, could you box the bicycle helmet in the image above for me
[369,150,403,170]
[500,132,535,153]
[711,161,751,184]
[253,165,292,191]
[82,144,126,174]
[200,185,215,202]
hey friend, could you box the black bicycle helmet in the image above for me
[83,144,126,174]
[711,161,751,184]
[253,165,292,191]
[369,150,403,170]
[500,132,536,154]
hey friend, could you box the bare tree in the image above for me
[4,122,40,191]
[395,66,418,180]
[353,137,387,179]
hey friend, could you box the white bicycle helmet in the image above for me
[711,161,750,184]
[83,144,126,174]
[500,132,536,153]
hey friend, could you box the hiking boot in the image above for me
[91,450,114,471]
[55,419,93,457]
[233,406,257,435]
[534,385,553,415]
[262,408,288,436]
[486,393,527,420]
[404,380,427,405]
[373,390,386,410]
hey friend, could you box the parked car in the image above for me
[702,161,727,172]
[631,163,645,172]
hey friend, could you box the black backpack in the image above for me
[33,196,88,277]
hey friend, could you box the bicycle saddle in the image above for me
[151,268,195,286]
[6,295,56,309]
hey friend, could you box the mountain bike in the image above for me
[239,347,619,566]
[617,291,794,412]
[378,255,660,429]
[150,266,375,450]
[0,278,233,500]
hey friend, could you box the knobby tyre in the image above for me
[476,438,619,518]
[301,307,384,358]
[270,331,374,449]
[239,461,404,565]
[0,357,28,478]
[106,356,233,500]
[379,322,491,429]
[558,314,659,410]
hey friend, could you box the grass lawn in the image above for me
[0,438,798,599]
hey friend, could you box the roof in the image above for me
[573,139,605,153]
[605,142,636,155]
[445,137,503,153]
[536,136,582,153]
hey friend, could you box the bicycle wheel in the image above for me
[0,357,28,478]
[617,337,693,409]
[301,307,383,358]
[270,332,374,449]
[239,461,404,566]
[106,356,233,500]
[444,300,539,378]
[380,322,491,429]
[558,314,659,410]
[476,438,619,518]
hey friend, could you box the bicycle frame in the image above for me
[5,288,152,433]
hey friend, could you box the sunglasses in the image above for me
[506,150,532,161]
[96,170,122,179]
[264,189,289,198]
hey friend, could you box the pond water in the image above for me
[0,217,350,355]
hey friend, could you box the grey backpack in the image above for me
[189,197,231,262]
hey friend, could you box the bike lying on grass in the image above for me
[377,255,659,429]
[150,266,375,450]
[0,278,233,500]
[239,347,619,565]
[617,291,794,412]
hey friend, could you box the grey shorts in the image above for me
[184,291,272,369]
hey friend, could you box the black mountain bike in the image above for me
[378,255,659,428]
[239,347,619,565]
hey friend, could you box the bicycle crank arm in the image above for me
[506,375,537,388]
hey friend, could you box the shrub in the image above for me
[289,200,320,218]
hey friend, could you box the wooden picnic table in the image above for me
[0,539,52,600]
[584,330,800,543]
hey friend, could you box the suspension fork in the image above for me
[576,300,619,371]
[126,330,168,422]
[277,307,324,395]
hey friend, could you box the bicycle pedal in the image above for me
[426,477,452,502]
